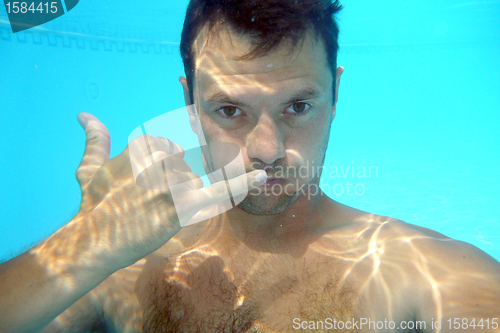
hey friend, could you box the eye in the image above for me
[216,106,242,118]
[286,102,311,114]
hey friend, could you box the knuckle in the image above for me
[130,135,154,150]
[235,175,247,195]
[86,126,109,143]
[215,181,229,197]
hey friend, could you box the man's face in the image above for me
[182,26,342,215]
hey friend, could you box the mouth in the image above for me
[261,178,287,188]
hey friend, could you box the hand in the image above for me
[70,112,266,272]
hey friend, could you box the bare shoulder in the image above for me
[349,212,500,284]
[373,218,500,274]
[330,198,500,271]
[353,215,500,329]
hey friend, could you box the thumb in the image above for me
[75,112,111,186]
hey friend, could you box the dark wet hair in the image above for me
[180,0,343,104]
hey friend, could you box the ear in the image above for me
[179,76,192,106]
[331,66,344,123]
[179,76,199,135]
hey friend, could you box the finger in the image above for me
[184,174,204,190]
[158,137,184,158]
[172,170,266,226]
[162,169,201,187]
[153,151,191,173]
[172,171,203,190]
[129,137,189,189]
[75,112,111,186]
[133,153,194,190]
[198,170,267,208]
[135,137,185,168]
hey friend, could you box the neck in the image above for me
[160,189,346,258]
[221,189,334,254]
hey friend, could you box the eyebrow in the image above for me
[286,87,324,105]
[204,87,324,108]
[205,92,251,108]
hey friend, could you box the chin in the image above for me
[236,192,299,216]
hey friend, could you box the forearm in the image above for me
[0,215,114,333]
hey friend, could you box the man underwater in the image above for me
[1,0,499,332]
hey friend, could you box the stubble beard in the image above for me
[236,154,327,216]
[200,137,329,217]
[236,186,302,216]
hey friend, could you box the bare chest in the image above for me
[128,252,360,333]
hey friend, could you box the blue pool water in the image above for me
[0,0,499,262]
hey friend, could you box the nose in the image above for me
[245,113,286,165]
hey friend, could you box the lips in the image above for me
[261,178,287,187]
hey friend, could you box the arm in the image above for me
[0,112,266,333]
[0,114,116,332]
[39,288,106,333]
[0,216,114,333]
[0,113,154,333]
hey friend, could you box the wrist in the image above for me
[30,213,117,286]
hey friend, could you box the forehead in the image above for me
[192,26,332,97]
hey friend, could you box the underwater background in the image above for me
[1,0,499,261]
